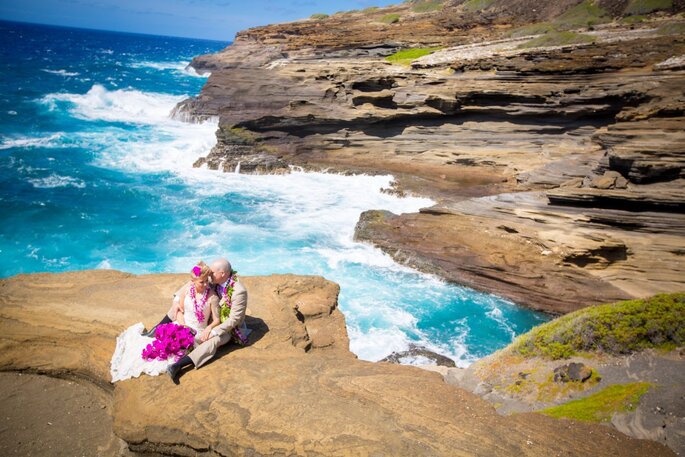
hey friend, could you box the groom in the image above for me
[145,257,248,384]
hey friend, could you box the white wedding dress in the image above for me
[110,294,210,382]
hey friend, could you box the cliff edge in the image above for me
[0,270,675,455]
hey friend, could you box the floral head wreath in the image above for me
[192,265,202,277]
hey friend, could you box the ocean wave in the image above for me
[130,60,208,77]
[0,133,65,150]
[41,69,80,77]
[41,84,187,124]
[28,174,86,189]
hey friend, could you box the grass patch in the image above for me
[410,0,444,13]
[625,0,672,15]
[310,13,329,20]
[509,1,609,38]
[657,21,685,35]
[463,0,496,12]
[385,47,442,65]
[540,382,651,422]
[518,31,594,48]
[508,22,557,38]
[510,293,685,359]
[556,0,610,28]
[380,13,401,24]
[362,6,379,13]
[621,14,648,24]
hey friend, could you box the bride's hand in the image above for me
[200,327,212,342]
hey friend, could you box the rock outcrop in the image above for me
[0,270,676,456]
[176,2,685,312]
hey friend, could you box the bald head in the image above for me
[210,258,232,285]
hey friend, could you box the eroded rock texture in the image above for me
[0,270,675,455]
[176,2,685,312]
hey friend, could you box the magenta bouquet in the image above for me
[141,323,195,361]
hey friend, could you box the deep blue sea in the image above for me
[0,20,548,365]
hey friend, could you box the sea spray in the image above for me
[0,21,549,366]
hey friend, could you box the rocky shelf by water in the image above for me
[176,0,685,314]
[0,270,678,456]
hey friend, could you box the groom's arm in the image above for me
[213,286,247,337]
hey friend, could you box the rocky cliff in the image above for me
[177,0,685,313]
[0,270,676,455]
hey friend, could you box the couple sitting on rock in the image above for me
[110,258,249,384]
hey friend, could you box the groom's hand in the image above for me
[200,327,213,342]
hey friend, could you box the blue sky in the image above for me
[0,0,399,41]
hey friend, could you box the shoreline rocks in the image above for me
[176,5,685,314]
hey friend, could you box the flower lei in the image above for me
[141,323,194,361]
[189,282,210,324]
[219,272,248,345]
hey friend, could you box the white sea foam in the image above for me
[36,82,535,365]
[0,133,65,150]
[130,60,208,77]
[42,84,187,124]
[28,174,86,189]
[41,69,80,77]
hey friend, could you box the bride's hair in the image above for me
[190,261,212,282]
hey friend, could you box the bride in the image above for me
[110,261,220,382]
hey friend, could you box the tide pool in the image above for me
[0,20,548,365]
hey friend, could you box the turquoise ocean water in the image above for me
[0,20,548,365]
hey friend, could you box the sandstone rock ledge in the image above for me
[0,270,674,456]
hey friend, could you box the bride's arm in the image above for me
[208,295,220,329]
[199,296,220,342]
[175,288,187,326]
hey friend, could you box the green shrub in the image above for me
[556,0,610,28]
[518,31,594,48]
[411,1,444,13]
[508,22,557,38]
[380,13,401,24]
[621,14,647,24]
[657,21,685,35]
[385,47,442,65]
[625,0,672,15]
[310,13,329,20]
[540,383,651,422]
[362,6,379,13]
[510,293,685,359]
[463,0,496,13]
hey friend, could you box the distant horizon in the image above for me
[0,0,398,41]
[0,18,231,43]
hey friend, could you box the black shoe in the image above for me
[142,325,158,338]
[166,364,181,385]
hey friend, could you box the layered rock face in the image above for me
[177,2,685,312]
[0,270,675,455]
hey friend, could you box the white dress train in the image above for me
[110,293,212,382]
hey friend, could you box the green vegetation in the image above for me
[621,14,647,24]
[310,13,329,20]
[518,31,594,48]
[411,0,444,13]
[540,383,651,422]
[385,47,442,65]
[463,0,496,13]
[556,0,610,28]
[380,13,401,24]
[625,0,672,15]
[508,22,556,38]
[657,21,685,35]
[362,6,380,13]
[510,293,685,359]
[508,1,608,38]
[219,126,257,145]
